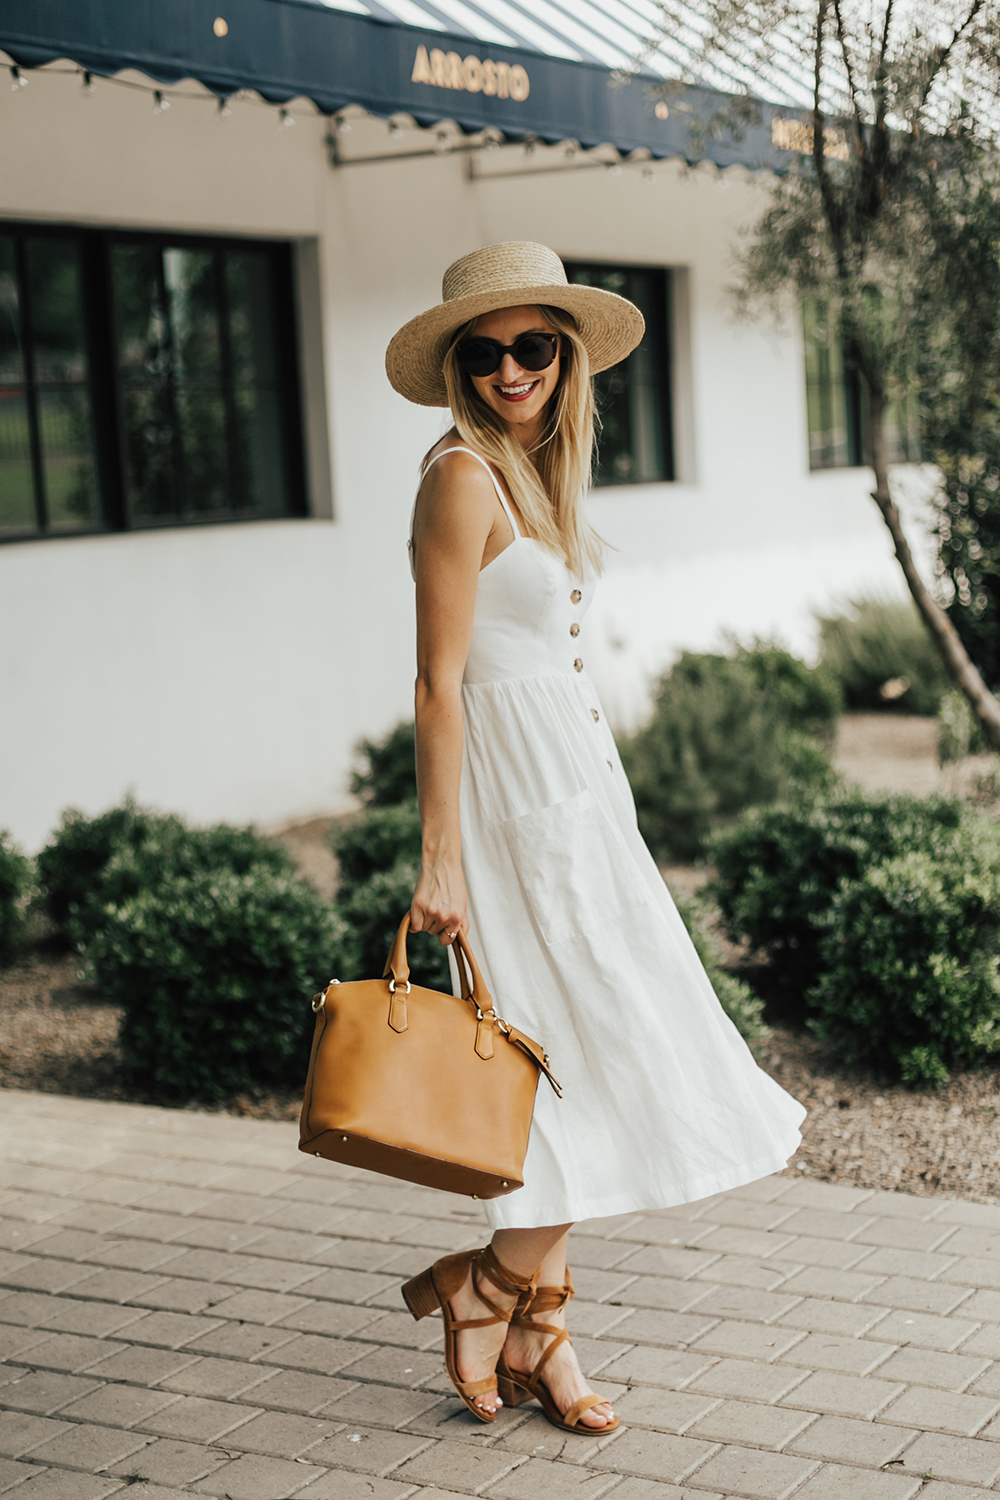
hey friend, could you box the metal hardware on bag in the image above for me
[471,1193,479,1199]
[341,1135,348,1142]
[388,977,411,996]
[501,1180,508,1188]
[473,1002,511,1035]
[314,1151,321,1156]
[311,979,340,1013]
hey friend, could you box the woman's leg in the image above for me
[500,1226,617,1428]
[447,1224,570,1415]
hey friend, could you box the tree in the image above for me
[913,160,1000,691]
[644,0,1000,747]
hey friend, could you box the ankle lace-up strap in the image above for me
[513,1268,574,1322]
[471,1245,541,1323]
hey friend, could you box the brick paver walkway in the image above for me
[1,1092,1000,1498]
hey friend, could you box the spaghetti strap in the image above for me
[422,446,522,538]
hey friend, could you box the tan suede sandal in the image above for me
[401,1245,541,1424]
[496,1270,620,1434]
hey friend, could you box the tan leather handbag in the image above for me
[299,914,561,1198]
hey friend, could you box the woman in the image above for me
[385,242,805,1435]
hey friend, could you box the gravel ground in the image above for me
[3,713,999,1200]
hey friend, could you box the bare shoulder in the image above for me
[416,442,496,534]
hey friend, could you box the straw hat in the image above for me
[385,241,645,407]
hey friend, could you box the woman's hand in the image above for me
[410,857,467,945]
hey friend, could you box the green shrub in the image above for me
[619,644,838,861]
[331,801,449,990]
[938,688,989,764]
[810,830,1000,1082]
[333,801,423,887]
[708,790,967,1006]
[817,595,950,715]
[0,832,32,965]
[89,865,352,1098]
[336,855,451,991]
[38,800,295,947]
[672,893,768,1043]
[350,722,417,807]
[336,724,452,988]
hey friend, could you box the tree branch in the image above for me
[812,0,849,282]
[917,0,983,114]
[832,0,865,153]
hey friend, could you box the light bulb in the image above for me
[217,97,231,118]
[153,90,170,113]
[278,108,295,130]
[10,66,27,91]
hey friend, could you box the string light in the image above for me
[388,119,403,139]
[10,66,28,91]
[81,70,94,96]
[217,96,231,118]
[152,90,170,114]
[435,129,451,153]
[642,165,656,184]
[278,107,295,130]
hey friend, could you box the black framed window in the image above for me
[0,224,306,540]
[564,262,673,485]
[803,297,921,470]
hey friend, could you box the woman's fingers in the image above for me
[410,903,463,943]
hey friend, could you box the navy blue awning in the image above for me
[0,0,797,169]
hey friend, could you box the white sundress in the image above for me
[413,446,806,1230]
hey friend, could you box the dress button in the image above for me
[569,623,580,638]
[573,658,583,672]
[570,589,582,603]
[591,708,600,722]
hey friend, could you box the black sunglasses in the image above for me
[457,332,560,378]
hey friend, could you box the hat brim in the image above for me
[385,283,646,407]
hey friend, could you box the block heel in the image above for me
[401,1268,440,1321]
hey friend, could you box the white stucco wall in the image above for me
[0,66,922,848]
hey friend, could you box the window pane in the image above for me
[566,263,671,485]
[38,388,100,529]
[177,385,228,514]
[233,386,290,513]
[225,250,291,515]
[163,249,222,385]
[26,238,101,526]
[113,244,183,520]
[0,236,25,385]
[0,236,35,532]
[0,392,34,533]
[111,234,300,529]
[28,239,89,383]
[803,298,854,468]
[226,251,279,384]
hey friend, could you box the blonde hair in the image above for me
[439,306,603,577]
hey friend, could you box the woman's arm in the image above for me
[410,453,499,944]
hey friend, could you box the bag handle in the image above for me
[380,914,561,1094]
[383,913,493,1009]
